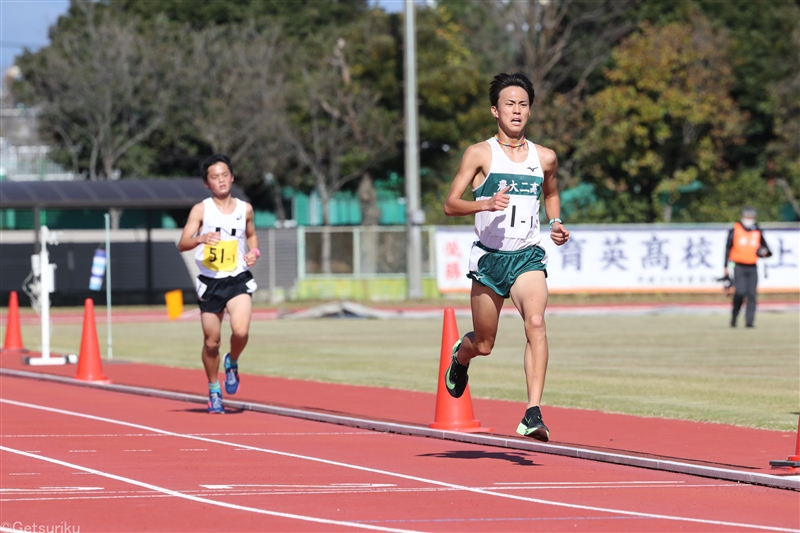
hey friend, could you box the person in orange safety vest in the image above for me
[723,206,772,328]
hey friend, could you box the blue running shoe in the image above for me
[208,390,225,414]
[223,353,239,395]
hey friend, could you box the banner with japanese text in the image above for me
[435,225,800,293]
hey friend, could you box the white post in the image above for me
[105,212,113,360]
[24,225,67,365]
[40,225,51,360]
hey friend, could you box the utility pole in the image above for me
[404,0,424,299]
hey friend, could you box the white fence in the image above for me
[0,142,76,181]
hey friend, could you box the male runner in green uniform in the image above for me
[443,73,570,441]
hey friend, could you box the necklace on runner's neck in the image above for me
[494,135,526,148]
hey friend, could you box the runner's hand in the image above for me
[487,186,511,211]
[199,232,221,246]
[244,250,259,267]
[550,222,570,246]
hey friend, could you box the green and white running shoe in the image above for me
[444,338,469,398]
[516,406,549,442]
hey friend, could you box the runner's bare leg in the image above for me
[200,311,224,384]
[509,270,549,408]
[225,293,252,364]
[456,282,505,365]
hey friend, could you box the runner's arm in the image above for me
[444,143,510,217]
[177,203,212,252]
[540,147,569,246]
[243,203,259,266]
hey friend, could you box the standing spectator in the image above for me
[723,206,772,328]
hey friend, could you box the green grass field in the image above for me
[15,308,800,431]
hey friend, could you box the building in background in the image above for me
[0,65,75,182]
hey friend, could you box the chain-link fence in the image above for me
[299,226,435,277]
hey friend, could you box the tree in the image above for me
[176,22,288,192]
[437,0,637,180]
[15,2,178,180]
[575,16,746,223]
[697,0,800,171]
[282,26,399,273]
[767,36,800,220]
[111,0,369,36]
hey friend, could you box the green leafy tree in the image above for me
[767,40,800,221]
[697,0,800,171]
[575,16,746,223]
[110,0,369,35]
[436,0,638,181]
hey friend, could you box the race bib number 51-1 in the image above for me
[202,240,238,272]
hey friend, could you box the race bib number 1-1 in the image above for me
[202,240,238,272]
[497,196,537,239]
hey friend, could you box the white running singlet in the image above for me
[473,137,545,251]
[194,197,248,278]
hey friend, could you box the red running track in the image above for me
[1,375,798,533]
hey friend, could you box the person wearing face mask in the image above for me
[723,206,772,328]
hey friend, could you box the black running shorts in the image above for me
[195,271,257,314]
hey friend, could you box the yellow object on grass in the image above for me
[165,289,184,320]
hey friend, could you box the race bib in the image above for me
[497,196,537,239]
[202,240,238,272]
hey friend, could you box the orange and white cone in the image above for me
[75,299,110,383]
[3,291,25,351]
[430,307,489,432]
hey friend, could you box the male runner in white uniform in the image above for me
[443,72,570,441]
[178,154,259,413]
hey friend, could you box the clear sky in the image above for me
[0,0,69,74]
[0,0,410,76]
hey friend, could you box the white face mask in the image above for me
[740,217,755,229]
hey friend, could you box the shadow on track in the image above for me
[419,449,539,466]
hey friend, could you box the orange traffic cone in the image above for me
[770,415,800,469]
[3,291,25,351]
[75,299,110,383]
[430,307,489,432]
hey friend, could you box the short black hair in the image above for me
[489,72,535,107]
[201,154,233,181]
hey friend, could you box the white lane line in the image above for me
[1,487,103,492]
[2,432,368,438]
[201,483,397,489]
[1,483,745,504]
[0,446,420,533]
[493,481,685,486]
[1,482,740,501]
[1,398,796,533]
[8,473,39,476]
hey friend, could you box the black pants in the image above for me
[732,263,758,326]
